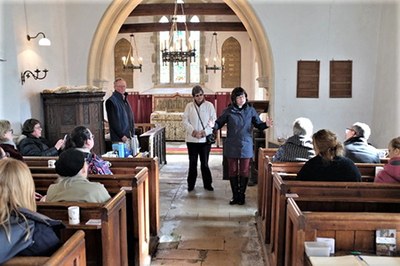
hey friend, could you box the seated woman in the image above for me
[17,118,64,156]
[64,126,112,175]
[297,129,361,182]
[0,120,23,161]
[374,136,400,183]
[0,158,64,264]
[46,149,111,203]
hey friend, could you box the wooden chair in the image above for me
[3,230,86,266]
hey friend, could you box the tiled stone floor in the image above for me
[151,151,267,265]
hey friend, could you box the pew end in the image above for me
[3,230,86,266]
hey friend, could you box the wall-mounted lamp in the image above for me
[21,69,48,84]
[27,32,51,46]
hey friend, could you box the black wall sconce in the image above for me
[21,69,48,84]
[27,32,51,46]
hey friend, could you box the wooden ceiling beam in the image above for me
[129,3,236,16]
[119,22,246,33]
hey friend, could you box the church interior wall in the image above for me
[0,0,398,147]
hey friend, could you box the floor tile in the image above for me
[151,151,268,265]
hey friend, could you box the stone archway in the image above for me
[87,0,273,95]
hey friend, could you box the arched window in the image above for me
[159,15,200,85]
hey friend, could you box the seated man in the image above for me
[344,122,380,163]
[46,149,111,203]
[272,117,315,162]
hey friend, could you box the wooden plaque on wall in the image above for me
[222,37,241,88]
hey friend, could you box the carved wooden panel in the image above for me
[222,37,241,88]
[114,38,134,88]
[41,92,106,155]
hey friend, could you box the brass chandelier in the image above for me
[122,34,143,72]
[205,32,224,73]
[161,0,196,65]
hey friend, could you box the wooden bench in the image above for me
[3,230,86,266]
[270,173,400,266]
[24,156,160,249]
[257,148,278,216]
[285,197,400,266]
[32,169,151,266]
[37,190,127,266]
[258,155,385,246]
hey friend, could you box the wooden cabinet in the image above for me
[41,92,106,155]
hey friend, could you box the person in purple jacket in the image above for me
[375,136,400,183]
[213,87,272,205]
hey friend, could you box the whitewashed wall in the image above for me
[249,0,399,146]
[0,0,398,147]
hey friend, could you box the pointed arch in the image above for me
[87,0,273,97]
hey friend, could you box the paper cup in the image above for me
[68,206,80,225]
[48,159,56,168]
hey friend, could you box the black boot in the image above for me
[229,176,239,205]
[238,176,248,205]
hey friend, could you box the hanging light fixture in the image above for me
[161,0,196,65]
[205,32,224,73]
[122,34,143,72]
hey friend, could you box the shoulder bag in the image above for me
[194,103,215,145]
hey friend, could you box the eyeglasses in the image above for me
[194,94,203,97]
[34,126,42,130]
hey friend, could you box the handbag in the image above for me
[194,103,215,145]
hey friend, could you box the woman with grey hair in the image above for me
[0,120,23,161]
[183,85,216,192]
[272,117,315,162]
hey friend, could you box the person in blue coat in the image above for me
[213,87,272,205]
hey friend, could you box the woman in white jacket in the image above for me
[183,85,216,192]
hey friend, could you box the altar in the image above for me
[149,93,193,141]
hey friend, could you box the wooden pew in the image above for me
[37,191,127,266]
[258,155,385,246]
[3,230,86,266]
[270,173,400,266]
[257,148,278,216]
[32,169,151,266]
[24,155,160,251]
[285,197,400,266]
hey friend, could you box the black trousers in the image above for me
[186,142,213,188]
